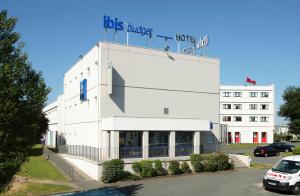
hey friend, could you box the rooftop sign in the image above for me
[103,15,153,36]
[103,15,208,55]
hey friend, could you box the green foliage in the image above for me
[190,153,233,173]
[153,159,167,176]
[190,154,204,172]
[120,171,142,181]
[279,86,300,134]
[215,154,233,171]
[202,154,218,172]
[0,9,50,192]
[132,160,155,178]
[180,161,191,173]
[293,146,300,155]
[101,159,124,183]
[169,160,182,175]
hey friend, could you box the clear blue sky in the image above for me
[1,0,300,124]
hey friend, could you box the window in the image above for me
[222,92,231,97]
[233,92,242,97]
[222,116,231,122]
[87,67,90,77]
[249,116,258,122]
[249,104,258,110]
[261,92,269,97]
[164,108,169,114]
[233,104,242,109]
[261,104,269,110]
[249,92,258,97]
[222,104,231,109]
[261,116,269,122]
[233,116,242,122]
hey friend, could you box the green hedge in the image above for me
[181,161,191,173]
[190,154,204,172]
[101,159,124,183]
[132,160,155,177]
[169,160,182,175]
[293,146,300,155]
[190,153,233,172]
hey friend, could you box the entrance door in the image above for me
[262,132,267,143]
[235,132,240,143]
[253,132,258,143]
[228,132,232,144]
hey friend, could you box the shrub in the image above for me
[215,154,232,171]
[190,154,204,172]
[132,160,155,178]
[181,161,191,173]
[153,159,167,176]
[169,160,182,175]
[202,154,218,172]
[293,146,300,155]
[132,162,142,174]
[101,159,124,183]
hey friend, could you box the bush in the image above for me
[169,160,182,175]
[215,154,232,171]
[190,154,204,172]
[132,160,155,178]
[202,154,218,172]
[293,146,300,155]
[101,159,124,183]
[153,159,167,176]
[181,161,191,173]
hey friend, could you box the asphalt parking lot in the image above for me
[113,168,290,196]
[67,167,289,196]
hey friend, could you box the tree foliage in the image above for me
[278,86,300,134]
[0,9,50,192]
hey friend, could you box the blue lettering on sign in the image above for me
[103,15,153,36]
[80,79,87,101]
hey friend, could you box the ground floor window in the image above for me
[149,131,169,157]
[175,131,194,156]
[119,131,142,158]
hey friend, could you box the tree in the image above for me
[278,86,300,134]
[0,10,50,192]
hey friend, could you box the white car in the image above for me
[263,155,300,194]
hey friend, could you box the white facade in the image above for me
[44,42,221,181]
[220,85,275,143]
[275,125,289,135]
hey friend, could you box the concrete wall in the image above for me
[99,42,220,140]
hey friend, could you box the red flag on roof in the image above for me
[246,77,256,85]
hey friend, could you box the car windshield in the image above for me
[272,160,300,174]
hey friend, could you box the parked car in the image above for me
[268,142,295,152]
[263,155,300,194]
[254,146,279,157]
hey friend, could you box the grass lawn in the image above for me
[19,155,68,181]
[0,182,74,196]
[225,143,268,149]
[1,145,75,196]
[250,162,273,169]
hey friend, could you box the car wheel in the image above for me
[293,183,300,195]
[264,153,268,157]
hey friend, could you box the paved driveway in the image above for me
[114,168,290,196]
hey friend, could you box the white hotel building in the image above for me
[220,85,275,144]
[44,42,221,181]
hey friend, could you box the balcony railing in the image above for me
[57,145,100,162]
[149,145,169,157]
[119,146,142,158]
[175,144,194,156]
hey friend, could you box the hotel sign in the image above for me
[103,15,153,36]
[183,35,209,55]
